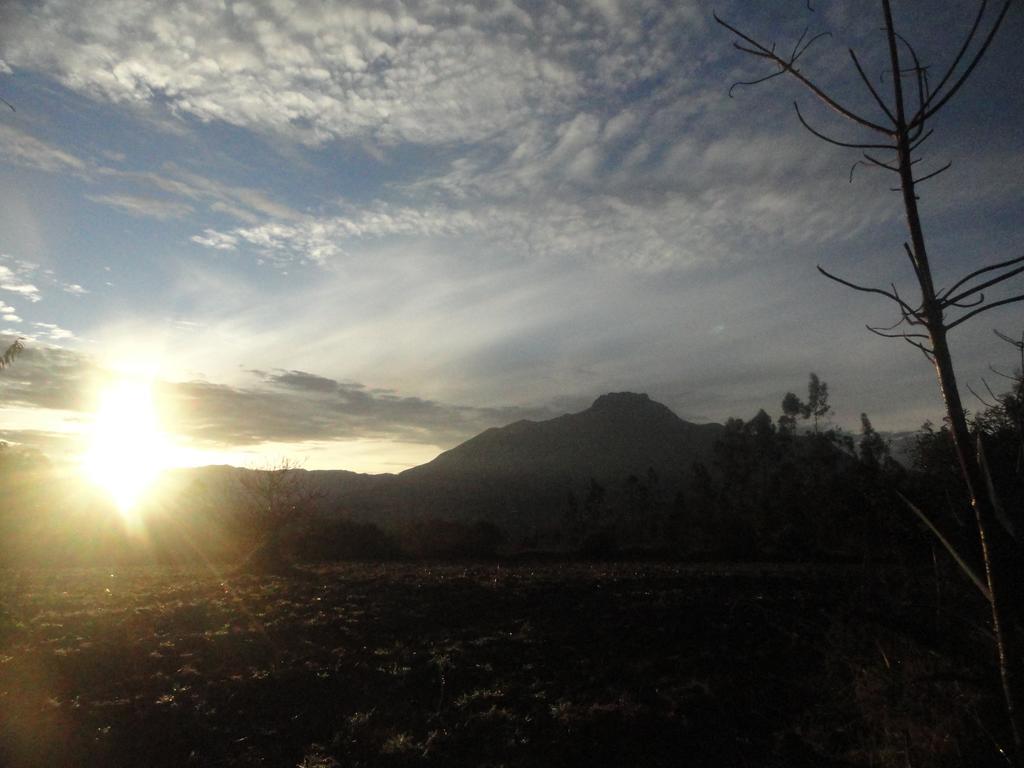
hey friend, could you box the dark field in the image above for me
[0,563,1009,767]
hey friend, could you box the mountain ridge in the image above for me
[161,392,724,533]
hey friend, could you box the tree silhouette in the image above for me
[1,338,24,369]
[779,373,831,433]
[238,459,322,573]
[716,1,1022,753]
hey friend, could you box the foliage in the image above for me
[677,374,917,562]
[779,372,831,434]
[0,337,23,369]
[237,460,323,571]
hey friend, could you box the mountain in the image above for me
[158,392,723,534]
[380,392,723,530]
[404,392,720,481]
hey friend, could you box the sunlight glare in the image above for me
[82,377,173,517]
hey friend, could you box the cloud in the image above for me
[0,345,561,454]
[0,344,95,412]
[165,369,562,448]
[0,255,94,305]
[85,192,195,220]
[0,0,714,150]
[0,0,566,146]
[33,322,76,341]
[0,264,41,303]
[191,229,239,251]
[0,121,300,229]
[0,124,88,174]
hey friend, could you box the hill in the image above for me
[384,392,723,530]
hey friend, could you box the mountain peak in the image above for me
[591,391,652,411]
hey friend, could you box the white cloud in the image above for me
[0,124,88,174]
[191,229,239,251]
[0,281,40,303]
[33,322,76,340]
[0,261,43,302]
[0,0,592,147]
[85,192,195,220]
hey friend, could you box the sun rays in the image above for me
[81,376,173,521]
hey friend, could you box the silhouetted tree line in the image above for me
[674,378,914,562]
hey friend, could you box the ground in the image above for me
[0,563,1008,767]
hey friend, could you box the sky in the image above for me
[0,0,1021,474]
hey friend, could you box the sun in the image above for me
[82,377,173,517]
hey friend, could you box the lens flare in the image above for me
[82,377,172,518]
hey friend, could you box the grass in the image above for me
[0,562,1010,767]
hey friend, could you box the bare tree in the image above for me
[238,459,322,573]
[716,1,1022,757]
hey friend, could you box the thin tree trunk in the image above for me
[880,0,1021,755]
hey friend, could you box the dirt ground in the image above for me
[0,562,1008,767]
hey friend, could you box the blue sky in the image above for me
[0,0,1021,472]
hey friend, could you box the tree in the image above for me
[806,373,830,433]
[858,412,890,473]
[779,391,802,433]
[779,373,831,433]
[237,459,322,573]
[716,2,1023,755]
[1,337,24,369]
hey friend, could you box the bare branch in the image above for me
[896,491,992,602]
[714,13,891,134]
[947,294,1024,331]
[848,159,869,183]
[862,152,899,172]
[851,152,913,181]
[866,324,929,340]
[817,264,918,317]
[947,292,986,309]
[849,47,896,124]
[794,102,895,150]
[0,96,14,113]
[793,32,833,64]
[988,364,1018,383]
[940,254,1024,303]
[728,69,787,97]
[918,0,988,114]
[966,376,999,409]
[733,43,772,58]
[908,128,935,152]
[913,0,1013,126]
[790,27,810,63]
[912,161,952,186]
[967,380,999,409]
[906,337,936,361]
[993,328,1024,351]
[868,314,913,332]
[892,31,928,138]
